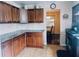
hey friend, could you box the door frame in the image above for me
[46,9,60,45]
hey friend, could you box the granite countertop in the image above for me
[0,29,44,43]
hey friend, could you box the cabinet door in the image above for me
[20,34,26,50]
[26,33,33,47]
[26,32,43,48]
[13,37,20,56]
[1,40,13,57]
[27,9,35,23]
[12,7,19,23]
[16,8,20,22]
[35,9,43,23]
[0,2,3,22]
[3,3,12,22]
[33,32,43,47]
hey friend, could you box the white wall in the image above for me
[25,1,73,46]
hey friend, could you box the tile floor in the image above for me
[17,45,65,57]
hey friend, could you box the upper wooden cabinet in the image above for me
[3,3,12,22]
[27,9,43,23]
[0,2,4,22]
[0,2,20,23]
[12,7,20,23]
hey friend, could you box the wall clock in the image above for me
[50,3,56,9]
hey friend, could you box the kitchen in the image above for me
[0,1,45,57]
[0,1,79,57]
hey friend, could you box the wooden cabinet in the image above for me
[35,32,43,47]
[13,37,20,56]
[20,34,26,50]
[1,33,26,57]
[0,2,4,22]
[26,32,43,48]
[27,9,43,23]
[26,33,33,47]
[13,33,25,56]
[12,7,20,23]
[32,32,43,47]
[3,3,12,22]
[0,2,20,23]
[27,9,35,23]
[35,9,43,23]
[1,39,13,57]
[1,32,43,57]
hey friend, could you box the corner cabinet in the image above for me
[0,2,20,23]
[27,9,44,23]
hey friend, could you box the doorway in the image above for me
[46,9,60,45]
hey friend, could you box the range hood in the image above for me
[20,9,28,24]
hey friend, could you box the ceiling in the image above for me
[14,1,53,5]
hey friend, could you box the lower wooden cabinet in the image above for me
[26,32,43,48]
[1,33,26,57]
[13,34,26,56]
[20,34,26,50]
[26,33,33,47]
[1,32,43,57]
[34,32,43,47]
[1,39,13,57]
